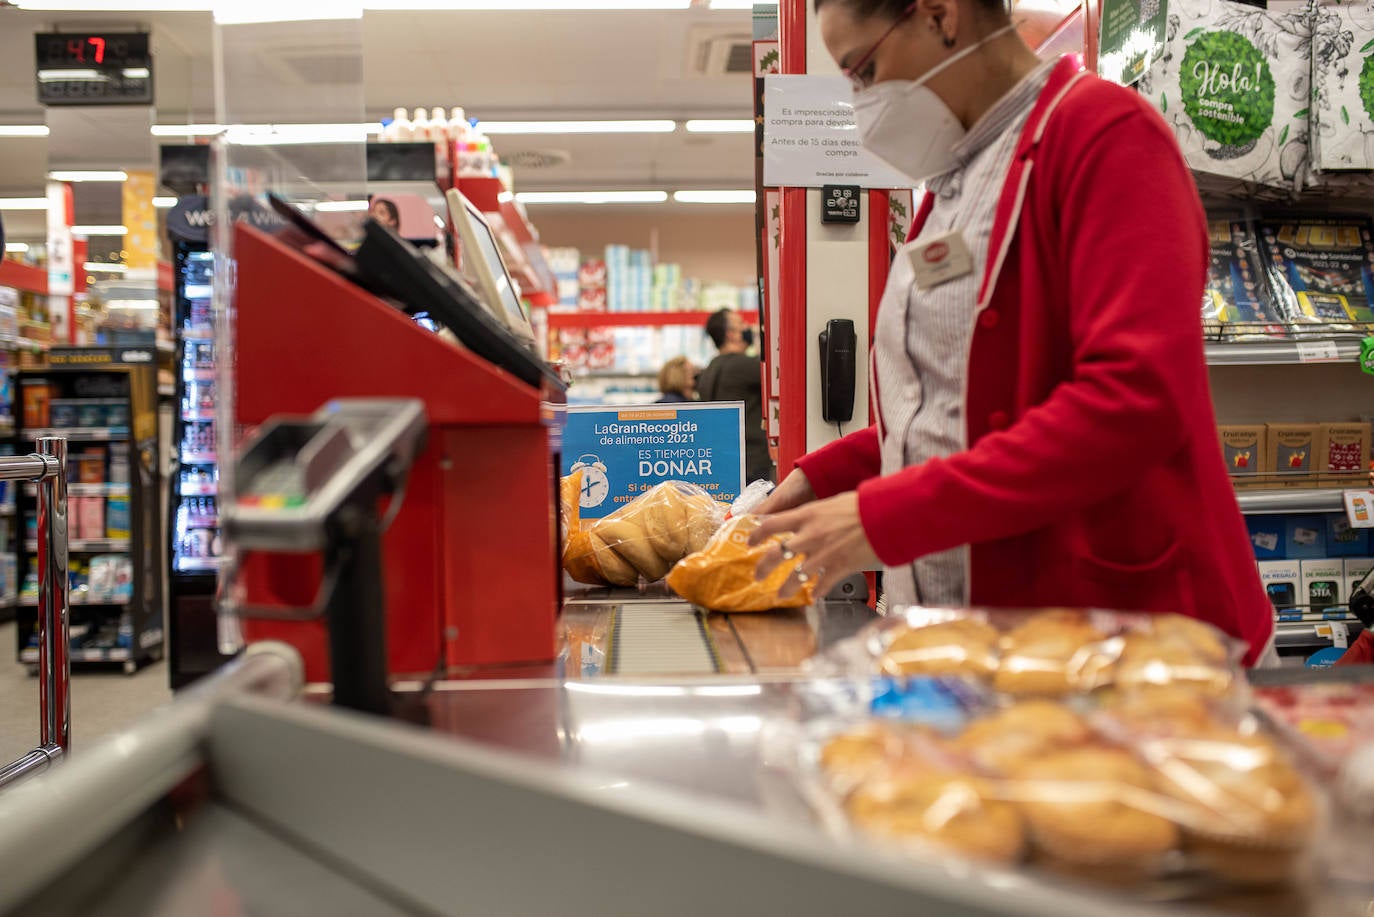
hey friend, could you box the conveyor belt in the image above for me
[606,603,720,676]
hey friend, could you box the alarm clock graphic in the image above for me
[570,454,610,508]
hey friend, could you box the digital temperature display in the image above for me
[35,32,153,106]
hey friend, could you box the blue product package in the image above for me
[1326,514,1369,557]
[868,676,986,732]
[105,495,131,540]
[1247,515,1286,560]
[1284,515,1328,560]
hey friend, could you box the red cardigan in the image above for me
[797,56,1273,664]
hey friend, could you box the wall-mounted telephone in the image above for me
[818,318,857,425]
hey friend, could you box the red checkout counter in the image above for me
[229,223,566,683]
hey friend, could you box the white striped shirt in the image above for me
[873,58,1056,609]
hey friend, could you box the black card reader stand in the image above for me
[220,399,428,716]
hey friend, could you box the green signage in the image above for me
[1180,31,1276,149]
[1098,0,1167,87]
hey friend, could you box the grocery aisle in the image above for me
[0,622,170,766]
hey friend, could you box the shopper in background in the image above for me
[700,309,774,484]
[655,356,698,404]
[369,197,400,231]
[751,0,1275,664]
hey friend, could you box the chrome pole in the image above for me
[35,436,69,755]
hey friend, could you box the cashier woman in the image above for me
[751,0,1276,664]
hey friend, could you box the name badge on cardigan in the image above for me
[909,230,973,290]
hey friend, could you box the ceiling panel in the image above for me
[0,6,755,202]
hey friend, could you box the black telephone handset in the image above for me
[818,318,857,424]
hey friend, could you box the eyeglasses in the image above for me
[842,1,919,91]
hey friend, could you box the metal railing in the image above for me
[0,438,68,790]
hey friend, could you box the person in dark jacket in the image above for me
[655,356,697,404]
[698,309,774,483]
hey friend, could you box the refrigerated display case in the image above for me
[168,241,231,688]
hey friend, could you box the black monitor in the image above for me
[354,218,564,392]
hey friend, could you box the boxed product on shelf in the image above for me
[1204,220,1287,335]
[20,379,50,428]
[105,494,130,540]
[1259,216,1374,325]
[1140,0,1311,190]
[1326,513,1370,557]
[1347,557,1374,595]
[1266,423,1321,487]
[1246,514,1285,559]
[1311,0,1374,171]
[1317,422,1371,486]
[1218,424,1266,484]
[73,496,105,542]
[1259,559,1302,610]
[1284,514,1328,559]
[1301,558,1346,608]
[72,449,106,485]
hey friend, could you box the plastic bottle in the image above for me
[448,107,466,143]
[410,106,431,141]
[429,107,448,141]
[387,107,412,142]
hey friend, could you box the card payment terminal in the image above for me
[221,399,428,715]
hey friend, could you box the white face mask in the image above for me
[852,22,1017,184]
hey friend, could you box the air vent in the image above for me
[501,149,572,170]
[685,25,752,78]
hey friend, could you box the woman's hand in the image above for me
[753,468,816,516]
[749,492,880,600]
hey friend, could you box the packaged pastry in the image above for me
[781,694,1324,894]
[665,514,814,611]
[562,480,724,586]
[814,607,1245,700]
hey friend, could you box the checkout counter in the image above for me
[1,390,1371,917]
[1,218,1369,916]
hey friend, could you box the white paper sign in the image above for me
[1345,490,1374,529]
[764,75,912,189]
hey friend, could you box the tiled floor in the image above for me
[0,620,172,765]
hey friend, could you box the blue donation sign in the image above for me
[563,402,746,520]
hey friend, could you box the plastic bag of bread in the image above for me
[559,469,583,552]
[562,480,724,587]
[811,607,1245,700]
[776,694,1327,893]
[665,514,816,611]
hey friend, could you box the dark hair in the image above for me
[815,0,1007,18]
[371,197,399,223]
[705,309,732,349]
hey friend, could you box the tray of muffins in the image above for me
[762,608,1326,897]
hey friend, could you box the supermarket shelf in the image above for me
[547,310,758,330]
[23,482,129,497]
[182,410,215,423]
[21,646,131,664]
[186,367,215,382]
[180,481,218,496]
[0,260,48,296]
[21,426,128,441]
[14,337,50,353]
[26,538,129,553]
[183,325,214,341]
[176,556,223,573]
[182,451,217,464]
[1205,338,1364,365]
[21,594,130,607]
[572,370,660,380]
[1236,488,1348,514]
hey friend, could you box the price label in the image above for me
[1345,490,1374,528]
[1295,340,1342,363]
